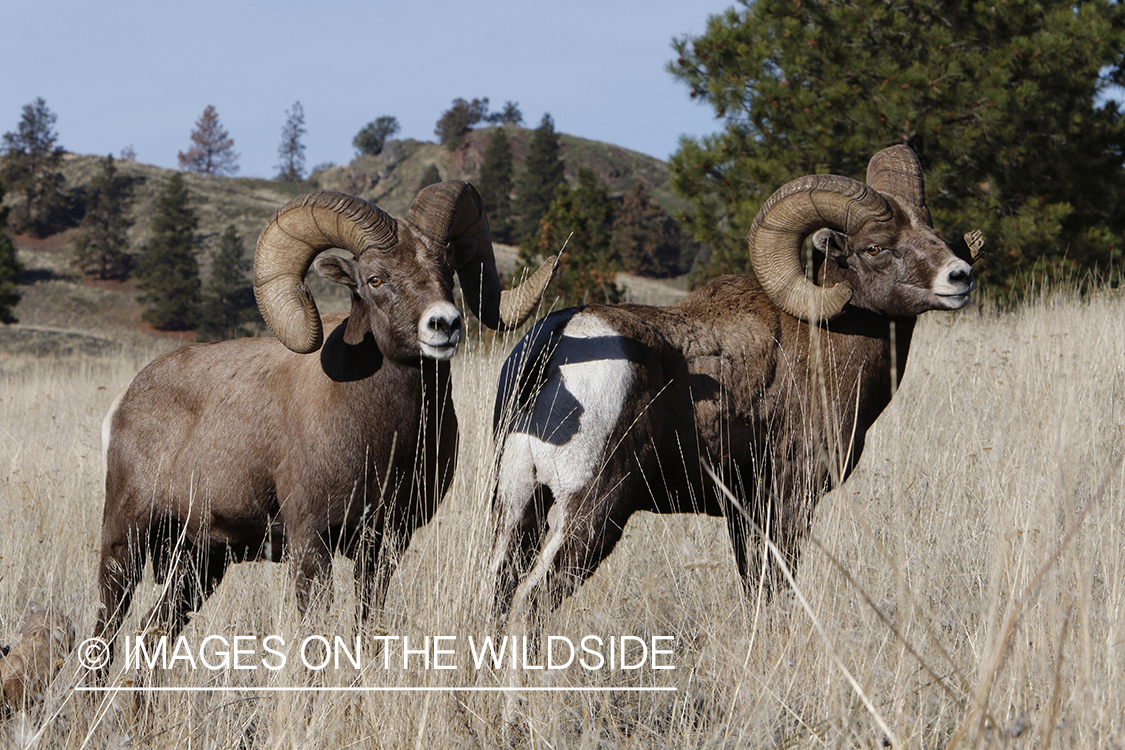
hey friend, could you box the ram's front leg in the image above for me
[291,530,334,615]
[353,524,386,623]
[360,498,430,622]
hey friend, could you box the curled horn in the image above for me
[748,174,891,321]
[254,192,396,354]
[866,144,931,225]
[405,180,558,330]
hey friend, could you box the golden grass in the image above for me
[0,290,1122,748]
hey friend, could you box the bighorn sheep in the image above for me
[94,182,557,651]
[490,145,978,633]
[1,610,73,714]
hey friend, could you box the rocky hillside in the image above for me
[3,126,687,353]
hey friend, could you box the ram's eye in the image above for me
[367,276,382,287]
[866,246,883,256]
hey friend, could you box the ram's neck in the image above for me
[890,316,916,395]
[822,308,917,416]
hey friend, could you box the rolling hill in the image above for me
[3,126,688,354]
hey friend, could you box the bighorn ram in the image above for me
[490,145,979,634]
[94,182,557,651]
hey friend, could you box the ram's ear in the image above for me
[950,229,986,265]
[312,254,358,288]
[811,228,849,259]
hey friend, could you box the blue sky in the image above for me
[2,0,736,178]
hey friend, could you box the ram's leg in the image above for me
[143,539,229,641]
[361,521,415,624]
[354,525,384,623]
[293,534,334,615]
[725,508,755,599]
[489,480,553,621]
[720,460,777,601]
[771,493,816,592]
[502,485,631,730]
[359,494,431,623]
[748,443,822,598]
[93,519,149,673]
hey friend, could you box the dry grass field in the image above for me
[0,289,1122,748]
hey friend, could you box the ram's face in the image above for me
[313,229,462,361]
[814,198,975,317]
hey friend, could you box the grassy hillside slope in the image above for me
[3,128,686,352]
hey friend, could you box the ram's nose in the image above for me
[933,257,975,309]
[426,309,463,338]
[419,302,463,359]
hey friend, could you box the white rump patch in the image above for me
[497,313,633,506]
[101,387,128,482]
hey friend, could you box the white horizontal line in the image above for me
[77,686,677,693]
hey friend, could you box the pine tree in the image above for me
[197,225,257,341]
[0,180,22,324]
[476,128,514,243]
[1,98,69,237]
[520,167,620,308]
[513,113,565,243]
[669,0,1125,298]
[276,101,306,182]
[435,98,490,150]
[73,155,134,280]
[178,105,239,176]
[353,116,400,156]
[416,164,442,194]
[611,182,685,278]
[487,101,524,126]
[135,174,201,330]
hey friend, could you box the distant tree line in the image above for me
[0,180,21,323]
[0,98,262,333]
[509,114,696,309]
[133,173,256,338]
[11,0,1119,327]
[0,95,691,329]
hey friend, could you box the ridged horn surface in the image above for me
[404,180,556,330]
[748,174,891,321]
[255,192,396,353]
[866,144,931,225]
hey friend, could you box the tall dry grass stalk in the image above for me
[0,289,1121,748]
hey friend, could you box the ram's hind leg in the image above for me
[144,528,229,640]
[509,490,630,627]
[500,481,631,730]
[489,482,553,621]
[94,519,150,658]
